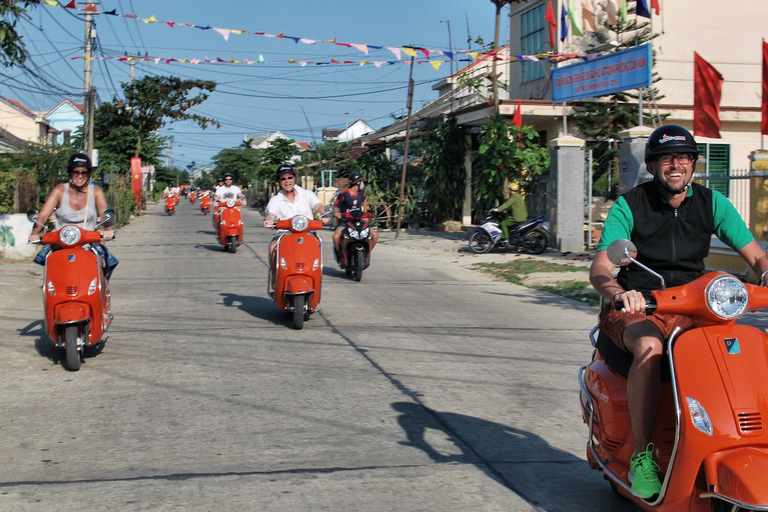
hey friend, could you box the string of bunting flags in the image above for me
[45,0,592,68]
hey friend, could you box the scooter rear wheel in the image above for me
[522,228,547,255]
[293,295,305,330]
[64,325,81,371]
[468,231,493,254]
[354,251,365,282]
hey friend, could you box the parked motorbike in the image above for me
[335,210,373,282]
[27,208,116,371]
[200,192,210,214]
[578,239,768,511]
[189,189,196,203]
[214,198,243,253]
[467,209,548,254]
[164,194,176,215]
[267,215,324,329]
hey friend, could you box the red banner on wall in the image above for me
[130,157,142,206]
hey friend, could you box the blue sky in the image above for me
[0,0,507,170]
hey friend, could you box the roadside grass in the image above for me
[470,259,601,307]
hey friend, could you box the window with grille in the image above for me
[697,143,731,196]
[521,4,547,83]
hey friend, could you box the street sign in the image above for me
[551,44,652,103]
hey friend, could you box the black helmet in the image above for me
[276,163,296,181]
[644,125,699,164]
[348,171,364,185]
[216,176,224,183]
[223,172,233,180]
[67,152,92,172]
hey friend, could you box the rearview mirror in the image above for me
[27,209,39,223]
[99,208,116,229]
[606,239,637,267]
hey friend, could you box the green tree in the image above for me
[212,143,263,185]
[471,117,549,222]
[120,76,218,158]
[0,1,39,67]
[420,118,467,223]
[261,138,298,168]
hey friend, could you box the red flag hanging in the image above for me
[693,52,723,139]
[651,0,661,15]
[762,41,768,135]
[512,99,523,128]
[544,1,557,49]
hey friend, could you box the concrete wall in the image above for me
[548,135,586,252]
[0,213,37,260]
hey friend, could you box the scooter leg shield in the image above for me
[703,447,768,506]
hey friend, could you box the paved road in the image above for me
[0,200,632,511]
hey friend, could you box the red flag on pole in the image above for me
[693,52,723,139]
[131,158,143,206]
[512,99,523,128]
[651,0,661,14]
[544,1,557,49]
[761,40,768,136]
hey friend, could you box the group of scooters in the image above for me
[22,197,768,510]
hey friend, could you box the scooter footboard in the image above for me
[701,447,768,509]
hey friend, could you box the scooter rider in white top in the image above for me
[213,172,245,209]
[263,163,329,275]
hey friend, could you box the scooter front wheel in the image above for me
[354,251,365,282]
[64,325,81,371]
[227,235,238,253]
[293,295,305,330]
[468,231,493,254]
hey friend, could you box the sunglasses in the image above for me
[280,176,295,182]
[70,170,90,176]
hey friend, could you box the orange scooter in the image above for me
[189,189,196,203]
[214,199,243,253]
[164,194,176,215]
[579,239,768,512]
[200,192,211,214]
[267,215,323,329]
[27,209,116,371]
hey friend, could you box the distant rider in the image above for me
[332,170,378,266]
[494,180,527,246]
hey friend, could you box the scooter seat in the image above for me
[595,330,671,381]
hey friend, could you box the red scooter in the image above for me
[200,192,210,214]
[268,215,323,329]
[164,194,176,215]
[28,208,116,371]
[189,189,196,203]
[336,211,373,282]
[579,239,768,511]
[214,199,243,253]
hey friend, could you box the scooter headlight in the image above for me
[291,216,309,231]
[227,199,235,208]
[60,225,81,246]
[705,274,748,319]
[360,227,370,239]
[686,396,713,436]
[348,227,361,240]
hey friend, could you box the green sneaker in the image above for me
[628,443,662,499]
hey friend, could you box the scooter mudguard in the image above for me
[54,302,90,325]
[703,447,768,506]
[284,276,314,296]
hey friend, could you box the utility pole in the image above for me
[395,54,416,239]
[83,0,95,155]
[440,20,455,113]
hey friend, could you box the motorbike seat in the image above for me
[595,329,671,381]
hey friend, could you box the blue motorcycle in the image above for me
[468,209,549,255]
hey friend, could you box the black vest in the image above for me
[617,181,714,295]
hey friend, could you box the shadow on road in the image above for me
[18,319,105,369]
[391,401,631,511]
[219,292,287,326]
